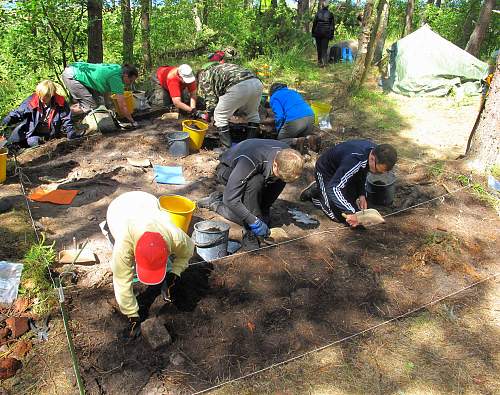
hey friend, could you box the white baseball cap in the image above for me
[178,64,195,84]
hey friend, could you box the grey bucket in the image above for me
[366,171,396,206]
[166,131,190,157]
[192,220,230,262]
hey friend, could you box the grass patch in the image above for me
[427,161,445,178]
[350,88,404,133]
[490,165,500,179]
[20,233,57,316]
[457,174,499,210]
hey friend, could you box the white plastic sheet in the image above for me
[0,261,24,305]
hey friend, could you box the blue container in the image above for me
[192,220,230,262]
[166,131,190,157]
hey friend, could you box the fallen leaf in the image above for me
[13,298,31,314]
[11,340,32,359]
[246,321,256,333]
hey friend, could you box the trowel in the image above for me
[260,227,289,245]
[342,208,385,227]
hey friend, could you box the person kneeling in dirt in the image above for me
[106,191,194,339]
[61,62,138,126]
[150,64,205,119]
[197,63,264,148]
[1,80,82,150]
[197,139,304,249]
[262,82,320,154]
[300,140,397,227]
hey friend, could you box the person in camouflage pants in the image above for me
[197,63,263,148]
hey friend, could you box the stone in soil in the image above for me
[141,317,172,350]
[0,357,22,380]
[5,317,30,338]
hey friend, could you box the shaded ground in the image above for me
[0,65,498,394]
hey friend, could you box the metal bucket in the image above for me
[366,171,396,206]
[192,220,230,262]
[166,131,190,157]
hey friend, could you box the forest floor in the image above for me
[0,64,499,395]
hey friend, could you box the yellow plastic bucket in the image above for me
[159,195,196,233]
[111,91,135,117]
[0,148,7,184]
[310,101,331,126]
[182,120,209,151]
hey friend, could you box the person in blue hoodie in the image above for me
[265,83,320,153]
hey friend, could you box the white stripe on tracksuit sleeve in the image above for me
[328,159,367,213]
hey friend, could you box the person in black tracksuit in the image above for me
[300,140,397,227]
[312,0,335,67]
[198,139,304,247]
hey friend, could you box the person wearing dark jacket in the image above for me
[198,139,304,248]
[264,83,320,153]
[300,140,397,227]
[312,0,335,67]
[1,80,80,149]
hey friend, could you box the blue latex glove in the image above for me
[249,218,270,237]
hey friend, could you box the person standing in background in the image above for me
[312,0,335,67]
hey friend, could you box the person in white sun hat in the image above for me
[151,63,203,117]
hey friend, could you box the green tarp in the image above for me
[388,25,489,97]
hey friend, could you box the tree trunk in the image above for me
[434,0,441,7]
[361,0,385,84]
[140,0,152,71]
[297,0,310,32]
[122,0,134,64]
[87,0,103,63]
[402,0,415,37]
[465,54,500,170]
[348,0,376,93]
[465,0,495,57]
[193,2,203,32]
[373,0,389,64]
[460,0,481,47]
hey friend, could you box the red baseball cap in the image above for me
[135,232,169,285]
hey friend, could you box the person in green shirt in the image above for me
[62,62,138,125]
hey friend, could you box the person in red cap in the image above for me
[150,64,204,119]
[106,191,194,338]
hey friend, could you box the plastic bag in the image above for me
[82,105,118,134]
[0,261,24,305]
[133,91,151,111]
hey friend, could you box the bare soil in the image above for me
[0,90,498,394]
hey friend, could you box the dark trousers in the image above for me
[311,170,358,222]
[214,163,285,226]
[315,37,330,66]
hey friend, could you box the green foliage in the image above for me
[456,174,499,209]
[428,161,445,178]
[386,0,498,61]
[20,234,57,315]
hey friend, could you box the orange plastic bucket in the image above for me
[158,195,196,233]
[182,120,208,151]
[0,148,7,184]
[111,91,135,117]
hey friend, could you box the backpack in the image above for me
[82,106,118,134]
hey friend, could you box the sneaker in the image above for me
[197,191,223,209]
[300,181,318,202]
[306,135,321,153]
[294,137,307,154]
[241,230,260,251]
